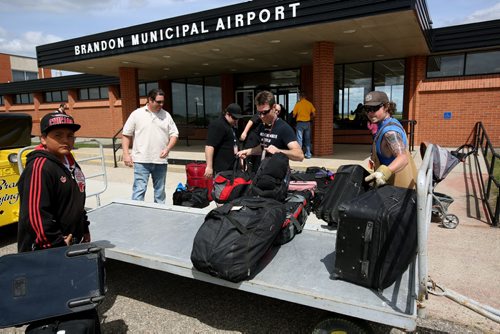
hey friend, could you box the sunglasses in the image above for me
[230,114,239,120]
[259,108,272,116]
[364,103,383,113]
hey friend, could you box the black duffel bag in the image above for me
[191,196,286,283]
[173,187,210,208]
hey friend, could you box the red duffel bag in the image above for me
[186,162,213,201]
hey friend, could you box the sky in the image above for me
[0,0,500,59]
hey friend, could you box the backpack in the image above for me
[211,159,252,204]
[246,153,290,202]
[191,197,286,282]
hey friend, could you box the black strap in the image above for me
[225,215,248,235]
[290,216,303,232]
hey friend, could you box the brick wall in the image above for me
[408,56,500,147]
[119,67,139,124]
[312,41,334,156]
[0,54,12,83]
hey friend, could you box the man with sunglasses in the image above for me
[363,91,417,189]
[204,103,244,178]
[122,88,179,203]
[237,90,304,165]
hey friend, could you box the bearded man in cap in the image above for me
[363,91,417,189]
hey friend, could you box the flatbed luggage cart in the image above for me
[87,147,435,332]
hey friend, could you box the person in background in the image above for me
[237,90,303,165]
[204,103,244,178]
[122,88,179,204]
[363,91,417,189]
[292,92,316,159]
[56,103,67,114]
[17,112,101,332]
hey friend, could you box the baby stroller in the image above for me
[420,142,476,229]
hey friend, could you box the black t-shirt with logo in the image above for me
[257,118,297,151]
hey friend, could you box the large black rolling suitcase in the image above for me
[191,196,286,283]
[0,243,106,329]
[315,164,369,226]
[333,185,418,290]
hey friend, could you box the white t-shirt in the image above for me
[122,106,179,164]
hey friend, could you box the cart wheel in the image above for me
[312,317,370,334]
[442,214,459,229]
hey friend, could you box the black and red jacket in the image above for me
[17,146,89,252]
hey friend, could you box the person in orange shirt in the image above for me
[292,92,316,159]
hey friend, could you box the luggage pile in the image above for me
[187,158,417,290]
[191,153,317,282]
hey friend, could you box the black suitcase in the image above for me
[191,196,286,282]
[0,243,106,328]
[333,185,418,290]
[315,164,369,226]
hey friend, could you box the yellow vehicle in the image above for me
[0,113,32,227]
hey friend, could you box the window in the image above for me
[204,76,222,124]
[342,62,372,120]
[171,76,222,126]
[427,55,464,78]
[465,50,500,75]
[427,49,500,77]
[11,70,38,81]
[172,82,187,125]
[78,87,108,100]
[45,90,68,103]
[15,93,33,104]
[334,59,406,128]
[374,60,405,116]
[187,77,204,126]
[138,82,159,96]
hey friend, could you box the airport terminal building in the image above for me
[0,0,499,155]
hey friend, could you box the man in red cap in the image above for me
[18,113,91,252]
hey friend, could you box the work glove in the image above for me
[365,165,392,187]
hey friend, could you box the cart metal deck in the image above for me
[87,145,435,332]
[89,200,417,331]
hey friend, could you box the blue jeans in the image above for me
[132,163,167,204]
[296,121,312,158]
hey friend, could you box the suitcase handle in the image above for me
[68,295,105,308]
[66,246,102,257]
[361,221,374,278]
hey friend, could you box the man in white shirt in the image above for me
[122,89,179,203]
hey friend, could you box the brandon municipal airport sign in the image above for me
[73,2,301,56]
